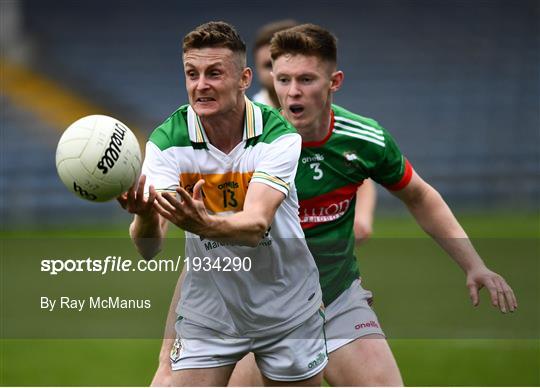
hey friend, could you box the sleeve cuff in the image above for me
[251,171,290,196]
[384,159,413,191]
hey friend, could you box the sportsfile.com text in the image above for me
[40,256,252,275]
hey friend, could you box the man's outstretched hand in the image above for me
[466,266,517,313]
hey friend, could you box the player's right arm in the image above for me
[390,169,517,313]
[118,136,180,259]
[118,174,169,259]
[368,123,516,313]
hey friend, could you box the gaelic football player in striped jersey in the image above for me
[228,23,518,386]
[120,21,328,386]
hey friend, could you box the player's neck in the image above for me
[201,99,245,154]
[298,108,332,143]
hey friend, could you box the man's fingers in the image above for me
[496,282,507,314]
[155,193,177,214]
[136,174,147,200]
[193,179,205,201]
[176,187,194,205]
[468,283,479,307]
[153,199,174,221]
[483,278,499,308]
[142,185,157,213]
[162,192,181,208]
[497,278,518,311]
[499,279,517,313]
[509,286,518,311]
[147,185,157,204]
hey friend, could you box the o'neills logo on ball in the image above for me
[73,181,97,200]
[97,123,127,174]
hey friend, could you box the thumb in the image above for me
[193,179,205,200]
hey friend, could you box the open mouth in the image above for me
[197,97,215,103]
[289,104,304,115]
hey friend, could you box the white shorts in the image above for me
[170,309,328,382]
[325,278,385,353]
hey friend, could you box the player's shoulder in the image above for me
[332,104,386,133]
[331,104,389,149]
[148,105,192,151]
[250,101,299,146]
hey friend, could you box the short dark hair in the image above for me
[253,19,299,52]
[183,21,246,58]
[270,23,337,64]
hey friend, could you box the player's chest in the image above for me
[178,146,257,213]
[296,145,367,200]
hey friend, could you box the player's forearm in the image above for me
[129,213,164,259]
[202,212,268,247]
[406,185,487,273]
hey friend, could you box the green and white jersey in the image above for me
[141,98,322,337]
[296,104,413,306]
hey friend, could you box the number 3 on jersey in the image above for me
[309,162,323,180]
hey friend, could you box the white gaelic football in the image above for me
[55,115,142,202]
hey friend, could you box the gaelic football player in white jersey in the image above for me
[227,23,518,386]
[118,21,326,386]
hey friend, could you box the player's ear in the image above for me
[330,70,344,92]
[239,67,252,91]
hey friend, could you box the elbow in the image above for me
[244,239,260,248]
[405,183,433,211]
[135,238,163,260]
[129,222,163,260]
[244,218,269,247]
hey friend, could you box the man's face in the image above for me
[272,54,335,130]
[254,44,274,92]
[183,47,249,118]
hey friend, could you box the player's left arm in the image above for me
[391,170,518,313]
[354,179,377,244]
[153,131,300,247]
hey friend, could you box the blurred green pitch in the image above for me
[1,213,538,386]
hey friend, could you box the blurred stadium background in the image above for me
[1,0,539,386]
